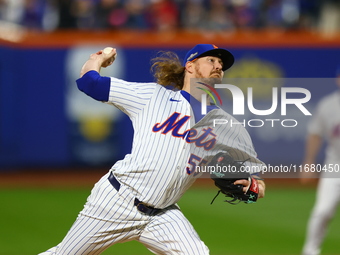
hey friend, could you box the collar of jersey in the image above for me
[180,90,218,123]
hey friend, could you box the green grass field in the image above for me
[1,184,339,255]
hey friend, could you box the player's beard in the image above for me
[194,63,223,86]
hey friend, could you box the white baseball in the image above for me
[103,47,114,54]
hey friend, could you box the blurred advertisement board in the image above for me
[0,42,339,169]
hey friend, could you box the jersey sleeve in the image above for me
[76,71,110,101]
[308,99,326,136]
[106,77,157,118]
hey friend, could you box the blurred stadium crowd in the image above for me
[0,0,339,34]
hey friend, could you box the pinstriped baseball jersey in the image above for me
[189,107,266,171]
[106,77,264,209]
[308,91,340,165]
[307,90,340,178]
[107,78,194,208]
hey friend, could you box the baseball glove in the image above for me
[208,152,260,205]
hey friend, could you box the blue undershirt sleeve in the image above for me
[76,70,110,101]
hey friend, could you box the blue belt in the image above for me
[108,172,162,216]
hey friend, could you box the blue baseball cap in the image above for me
[183,44,234,71]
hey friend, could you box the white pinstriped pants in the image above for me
[39,172,209,255]
[302,177,340,255]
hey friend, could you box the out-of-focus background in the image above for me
[0,0,340,255]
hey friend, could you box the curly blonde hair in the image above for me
[150,51,186,90]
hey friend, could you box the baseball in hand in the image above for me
[102,47,116,67]
[103,47,114,55]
